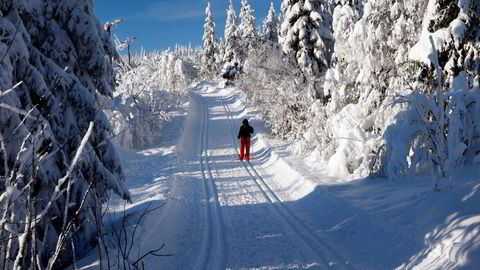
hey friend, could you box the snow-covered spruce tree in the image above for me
[410,0,480,91]
[326,0,426,113]
[238,0,258,40]
[321,0,480,181]
[0,1,130,269]
[263,2,280,44]
[383,0,480,184]
[224,0,239,64]
[202,2,217,78]
[308,0,430,178]
[280,0,333,84]
[237,0,258,63]
[277,2,286,40]
[217,38,225,65]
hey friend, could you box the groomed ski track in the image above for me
[72,80,436,270]
[91,81,415,270]
[157,81,354,269]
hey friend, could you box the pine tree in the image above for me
[280,0,333,78]
[263,2,280,43]
[224,0,238,63]
[0,0,129,268]
[203,2,217,78]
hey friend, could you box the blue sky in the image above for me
[95,0,281,53]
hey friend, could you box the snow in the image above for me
[451,71,470,92]
[410,0,472,64]
[4,0,480,268]
[450,18,467,49]
[73,82,480,270]
[408,29,450,65]
[223,0,238,64]
[103,50,195,149]
[262,2,279,43]
[327,151,350,178]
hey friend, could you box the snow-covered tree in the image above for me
[217,37,226,65]
[382,0,480,183]
[237,42,310,140]
[316,0,480,181]
[239,0,258,41]
[231,0,480,185]
[409,0,480,91]
[0,0,130,268]
[224,0,239,63]
[236,0,258,63]
[309,0,428,178]
[203,2,217,78]
[263,2,280,43]
[280,0,333,78]
[104,51,195,149]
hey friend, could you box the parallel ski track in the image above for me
[222,99,356,270]
[193,92,226,270]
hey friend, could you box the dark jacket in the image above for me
[238,123,254,139]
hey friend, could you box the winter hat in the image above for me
[242,119,248,125]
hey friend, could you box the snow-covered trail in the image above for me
[151,81,355,270]
[113,81,408,270]
[75,81,431,270]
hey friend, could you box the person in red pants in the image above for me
[237,119,254,160]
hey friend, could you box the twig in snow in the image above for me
[127,203,164,258]
[132,244,172,267]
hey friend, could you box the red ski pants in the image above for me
[239,137,251,160]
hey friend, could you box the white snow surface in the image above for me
[75,82,480,270]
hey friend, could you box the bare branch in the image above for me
[127,203,164,257]
[45,122,95,270]
[132,244,172,267]
[37,122,94,223]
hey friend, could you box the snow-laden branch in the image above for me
[0,81,23,98]
[43,122,94,269]
[36,122,94,222]
[0,103,37,120]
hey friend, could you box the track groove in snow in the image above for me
[193,91,227,270]
[191,84,324,269]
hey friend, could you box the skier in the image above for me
[237,119,254,160]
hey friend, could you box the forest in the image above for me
[0,0,479,269]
